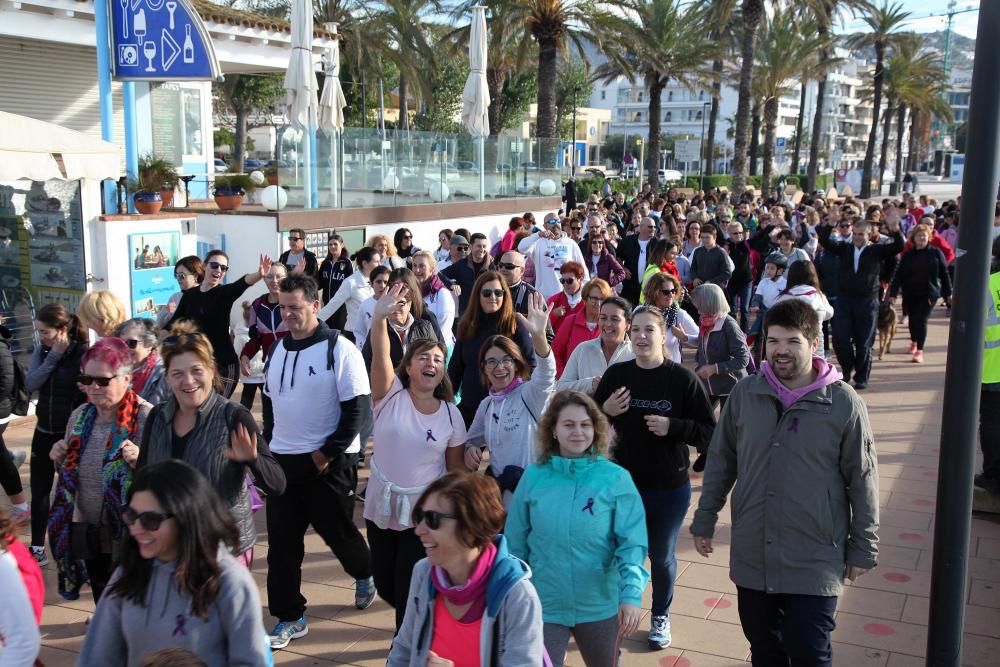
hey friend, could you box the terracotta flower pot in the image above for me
[134,192,163,215]
[214,189,245,211]
[266,174,279,186]
[160,188,175,208]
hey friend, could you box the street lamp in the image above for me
[698,101,710,192]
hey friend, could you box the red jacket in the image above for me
[903,229,955,264]
[552,309,601,376]
[546,292,584,335]
[6,538,43,624]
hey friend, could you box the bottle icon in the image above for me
[183,24,195,63]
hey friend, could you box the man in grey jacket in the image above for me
[691,300,879,667]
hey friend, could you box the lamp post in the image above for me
[699,101,710,193]
[637,137,644,191]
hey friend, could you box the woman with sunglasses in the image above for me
[449,272,535,428]
[642,273,698,363]
[545,261,586,335]
[138,322,284,569]
[238,262,290,441]
[361,268,446,373]
[558,296,634,395]
[394,228,420,267]
[114,318,169,406]
[47,338,151,601]
[168,249,272,398]
[26,304,89,566]
[585,233,626,289]
[79,460,270,666]
[552,278,614,377]
[388,472,544,667]
[365,283,467,630]
[157,256,203,328]
[463,292,553,507]
[593,307,715,651]
[506,391,649,666]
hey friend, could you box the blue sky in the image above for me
[839,1,979,40]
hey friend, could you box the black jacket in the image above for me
[440,257,494,315]
[890,246,952,302]
[615,235,646,306]
[725,239,755,288]
[318,254,354,329]
[26,341,87,433]
[448,312,535,412]
[0,327,15,420]
[279,248,319,277]
[817,226,904,299]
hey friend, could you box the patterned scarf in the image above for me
[423,273,448,297]
[131,350,159,395]
[48,389,141,600]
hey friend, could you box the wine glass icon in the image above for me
[143,41,157,72]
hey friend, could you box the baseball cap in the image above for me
[449,235,469,247]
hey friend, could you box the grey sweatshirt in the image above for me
[78,549,271,666]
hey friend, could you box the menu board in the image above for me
[151,83,184,165]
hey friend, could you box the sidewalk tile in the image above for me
[831,611,927,657]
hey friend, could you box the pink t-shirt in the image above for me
[363,377,466,530]
[431,596,482,667]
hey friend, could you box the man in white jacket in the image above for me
[518,214,589,299]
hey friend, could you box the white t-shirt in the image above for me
[364,377,466,530]
[265,333,371,455]
[638,238,650,273]
[350,297,377,350]
[517,233,589,299]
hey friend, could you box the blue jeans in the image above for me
[831,296,878,385]
[727,282,752,331]
[640,482,692,617]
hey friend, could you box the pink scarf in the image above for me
[423,273,448,297]
[432,541,497,622]
[488,376,524,400]
[698,314,720,342]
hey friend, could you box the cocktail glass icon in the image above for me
[143,41,157,72]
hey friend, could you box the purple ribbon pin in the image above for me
[582,498,595,515]
[426,429,436,442]
[172,614,187,637]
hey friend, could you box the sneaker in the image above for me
[854,382,868,391]
[912,350,924,364]
[900,316,909,327]
[10,450,26,469]
[908,341,918,355]
[975,473,1000,495]
[648,615,671,650]
[30,546,48,567]
[355,576,376,609]
[269,617,308,650]
[10,505,29,526]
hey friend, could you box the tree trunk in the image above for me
[731,0,764,196]
[878,98,893,194]
[234,104,248,173]
[860,41,885,198]
[791,80,807,175]
[894,104,906,191]
[907,107,919,172]
[647,77,665,190]
[749,100,761,177]
[761,96,778,198]
[705,59,723,176]
[807,24,831,193]
[535,35,559,167]
[398,75,410,131]
[487,67,504,136]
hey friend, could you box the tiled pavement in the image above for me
[5,305,1000,666]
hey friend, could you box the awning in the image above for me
[0,111,121,182]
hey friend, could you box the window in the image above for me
[633,112,643,122]
[665,111,672,122]
[667,91,673,102]
[696,111,703,121]
[601,90,606,100]
[638,91,644,102]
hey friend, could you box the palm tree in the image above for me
[797,0,872,192]
[752,8,832,196]
[594,0,715,189]
[703,0,739,177]
[846,0,910,197]
[731,0,765,196]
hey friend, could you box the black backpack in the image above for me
[1,339,29,417]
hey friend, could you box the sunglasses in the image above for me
[288,237,303,242]
[660,288,678,295]
[403,235,412,240]
[481,288,505,298]
[413,507,456,530]
[544,219,559,225]
[559,277,576,284]
[207,260,229,272]
[163,331,207,347]
[121,506,174,531]
[592,241,605,246]
[174,272,191,281]
[455,245,470,252]
[79,374,125,387]
[498,262,523,270]
[122,339,141,349]
[571,226,583,231]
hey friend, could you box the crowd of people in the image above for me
[0,185,978,666]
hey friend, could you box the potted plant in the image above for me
[213,173,256,211]
[129,172,163,215]
[263,165,279,186]
[138,154,181,208]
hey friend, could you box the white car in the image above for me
[658,169,683,183]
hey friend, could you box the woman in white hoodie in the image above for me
[463,292,553,507]
[557,296,634,394]
[774,260,834,357]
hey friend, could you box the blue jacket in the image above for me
[506,455,649,626]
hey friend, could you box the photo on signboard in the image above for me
[131,233,178,270]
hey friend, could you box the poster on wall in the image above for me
[129,231,181,318]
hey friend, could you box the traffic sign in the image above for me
[110,0,221,81]
[776,137,786,154]
[674,140,700,162]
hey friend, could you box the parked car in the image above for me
[658,169,683,183]
[455,160,477,172]
[243,158,263,170]
[264,159,289,169]
[213,158,229,170]
[584,167,606,179]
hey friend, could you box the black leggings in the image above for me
[365,522,426,632]
[904,295,934,350]
[239,384,274,443]
[218,362,239,399]
[30,429,60,547]
[0,424,21,497]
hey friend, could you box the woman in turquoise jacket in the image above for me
[506,390,649,667]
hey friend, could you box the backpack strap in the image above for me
[326,328,340,371]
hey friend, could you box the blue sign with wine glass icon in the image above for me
[110,0,221,81]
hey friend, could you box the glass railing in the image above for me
[253,128,570,210]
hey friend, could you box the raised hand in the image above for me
[225,423,258,463]
[292,256,307,275]
[259,254,273,278]
[374,282,409,320]
[517,291,549,338]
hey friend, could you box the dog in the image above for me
[877,300,898,360]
